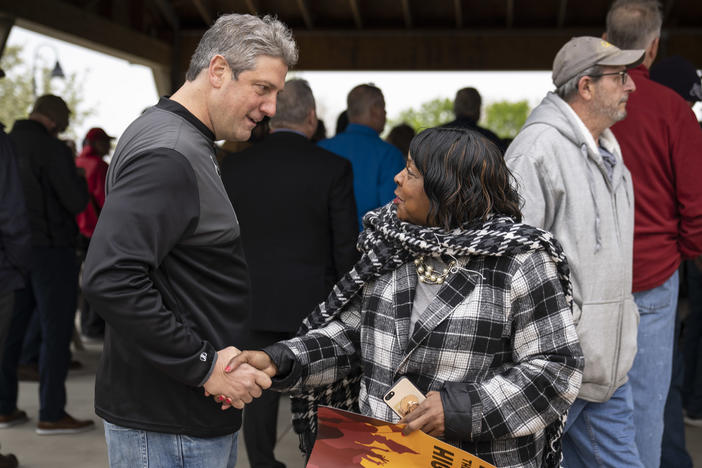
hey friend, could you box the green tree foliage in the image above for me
[0,45,94,138]
[388,96,531,141]
[387,97,454,134]
[483,100,530,139]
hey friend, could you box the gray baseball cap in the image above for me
[552,36,645,87]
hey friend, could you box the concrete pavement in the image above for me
[2,340,701,467]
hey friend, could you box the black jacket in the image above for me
[0,128,31,294]
[83,98,251,437]
[9,119,87,247]
[221,130,359,334]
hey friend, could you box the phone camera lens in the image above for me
[384,391,394,401]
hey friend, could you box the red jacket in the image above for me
[75,146,108,237]
[612,65,702,292]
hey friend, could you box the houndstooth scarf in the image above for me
[290,203,573,468]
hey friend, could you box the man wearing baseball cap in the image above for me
[75,127,113,342]
[505,36,645,467]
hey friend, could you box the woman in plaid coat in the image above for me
[225,127,584,468]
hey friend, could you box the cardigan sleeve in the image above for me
[441,249,583,441]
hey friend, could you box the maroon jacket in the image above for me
[611,65,702,292]
[75,145,108,237]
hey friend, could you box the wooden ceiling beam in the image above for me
[0,0,171,68]
[557,0,567,28]
[192,0,213,26]
[296,0,313,29]
[506,0,514,28]
[401,0,412,29]
[349,0,362,29]
[150,0,179,30]
[454,0,463,28]
[663,0,676,24]
[256,28,701,71]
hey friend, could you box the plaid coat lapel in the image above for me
[404,265,478,357]
[392,262,415,353]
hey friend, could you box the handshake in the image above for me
[202,347,278,410]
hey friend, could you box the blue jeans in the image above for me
[629,270,679,468]
[562,381,643,468]
[0,246,78,421]
[104,421,238,468]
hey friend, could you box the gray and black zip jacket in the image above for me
[83,98,251,437]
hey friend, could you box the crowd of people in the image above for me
[0,1,701,468]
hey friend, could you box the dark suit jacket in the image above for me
[221,130,359,335]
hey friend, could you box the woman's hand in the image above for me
[398,391,445,438]
[211,350,278,410]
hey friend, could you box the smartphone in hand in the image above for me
[383,377,426,418]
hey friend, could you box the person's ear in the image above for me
[306,108,317,127]
[304,109,318,138]
[208,55,229,89]
[647,36,660,63]
[578,76,595,101]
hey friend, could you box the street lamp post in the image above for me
[32,43,65,98]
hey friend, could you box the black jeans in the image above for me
[0,246,77,421]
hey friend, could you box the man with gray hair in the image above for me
[82,14,297,467]
[505,36,645,467]
[605,2,702,466]
[442,87,505,153]
[319,84,405,229]
[221,78,358,468]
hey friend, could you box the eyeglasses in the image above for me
[589,70,629,86]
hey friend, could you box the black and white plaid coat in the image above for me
[270,248,583,468]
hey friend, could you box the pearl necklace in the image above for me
[414,255,457,285]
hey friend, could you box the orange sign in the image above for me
[307,406,496,468]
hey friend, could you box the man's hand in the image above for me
[213,350,278,410]
[398,391,445,438]
[225,350,277,378]
[202,346,272,410]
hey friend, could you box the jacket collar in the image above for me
[156,97,215,142]
[78,145,102,159]
[534,93,625,189]
[345,123,380,137]
[393,259,478,364]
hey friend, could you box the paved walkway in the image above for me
[1,341,701,467]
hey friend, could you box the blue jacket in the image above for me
[0,127,31,294]
[319,123,405,229]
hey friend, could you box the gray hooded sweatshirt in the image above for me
[505,92,638,403]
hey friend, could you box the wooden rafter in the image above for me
[150,0,179,30]
[557,0,568,28]
[663,0,676,22]
[192,0,213,26]
[349,0,362,29]
[296,0,313,29]
[454,0,463,28]
[0,0,171,68]
[506,0,514,28]
[401,0,412,28]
